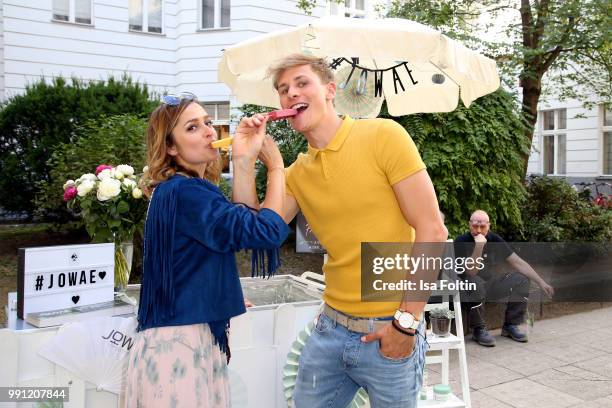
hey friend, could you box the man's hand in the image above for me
[474,233,487,245]
[464,234,487,277]
[539,281,555,298]
[361,323,416,359]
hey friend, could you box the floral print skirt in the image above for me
[125,323,230,408]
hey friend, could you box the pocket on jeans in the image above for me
[314,313,332,334]
[376,336,418,363]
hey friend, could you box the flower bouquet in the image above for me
[63,164,148,292]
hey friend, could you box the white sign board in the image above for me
[17,243,115,319]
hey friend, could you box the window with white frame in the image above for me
[129,0,163,34]
[541,108,567,175]
[200,0,231,29]
[330,0,366,18]
[52,0,92,25]
[603,105,612,175]
[202,102,230,123]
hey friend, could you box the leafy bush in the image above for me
[519,175,612,242]
[36,114,148,222]
[0,75,156,215]
[218,177,232,200]
[383,89,529,238]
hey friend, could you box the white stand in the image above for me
[421,288,471,408]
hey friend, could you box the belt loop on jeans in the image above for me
[331,307,338,328]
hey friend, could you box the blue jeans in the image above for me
[293,312,428,408]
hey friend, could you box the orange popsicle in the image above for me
[211,109,298,149]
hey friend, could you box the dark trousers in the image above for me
[460,272,530,329]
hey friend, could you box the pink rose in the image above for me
[95,164,113,175]
[63,186,77,201]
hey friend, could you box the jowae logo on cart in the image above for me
[101,329,135,351]
[39,269,108,291]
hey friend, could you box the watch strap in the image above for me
[391,319,416,336]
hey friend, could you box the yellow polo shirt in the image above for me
[286,116,426,317]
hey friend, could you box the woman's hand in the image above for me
[232,114,268,163]
[258,134,284,171]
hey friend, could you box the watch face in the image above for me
[398,313,415,329]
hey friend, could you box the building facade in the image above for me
[0,0,378,172]
[4,2,606,186]
[527,97,611,193]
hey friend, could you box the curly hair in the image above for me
[141,99,221,196]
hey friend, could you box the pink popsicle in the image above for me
[266,108,298,120]
[211,108,298,149]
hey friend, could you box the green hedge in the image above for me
[0,75,156,216]
[36,114,148,222]
[520,175,612,242]
[385,89,529,238]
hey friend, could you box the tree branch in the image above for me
[540,15,576,74]
[482,3,519,14]
[533,0,550,48]
[542,46,582,55]
[520,0,534,49]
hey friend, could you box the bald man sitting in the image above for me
[454,210,554,346]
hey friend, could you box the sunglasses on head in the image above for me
[161,91,198,106]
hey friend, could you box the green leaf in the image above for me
[108,219,121,229]
[117,200,129,214]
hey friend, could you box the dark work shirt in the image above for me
[454,232,514,280]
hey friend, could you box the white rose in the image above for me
[132,188,143,199]
[97,178,121,201]
[63,180,75,190]
[116,165,135,177]
[142,166,149,174]
[122,178,137,188]
[79,173,97,183]
[77,179,95,197]
[97,168,115,180]
[114,170,124,180]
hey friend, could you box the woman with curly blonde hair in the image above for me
[126,93,289,407]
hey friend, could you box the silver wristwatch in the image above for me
[394,309,420,330]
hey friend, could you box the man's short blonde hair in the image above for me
[267,54,335,90]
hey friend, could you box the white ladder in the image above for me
[420,288,471,408]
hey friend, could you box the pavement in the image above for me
[427,305,612,408]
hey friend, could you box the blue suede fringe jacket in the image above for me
[137,174,290,355]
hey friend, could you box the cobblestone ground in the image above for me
[427,305,612,408]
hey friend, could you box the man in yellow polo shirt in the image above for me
[267,54,448,408]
